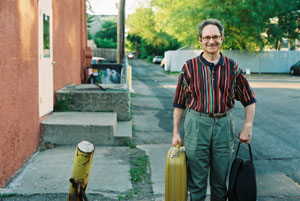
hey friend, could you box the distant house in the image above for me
[0,0,90,187]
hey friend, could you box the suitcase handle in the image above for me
[176,144,180,153]
[235,143,253,163]
[171,144,184,158]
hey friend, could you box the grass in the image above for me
[117,189,139,200]
[118,192,133,200]
[162,70,180,76]
[132,123,136,131]
[54,99,70,112]
[123,138,136,149]
[130,104,134,118]
[129,155,149,183]
[130,93,137,98]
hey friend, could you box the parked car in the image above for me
[152,56,163,64]
[91,57,107,64]
[290,60,300,75]
[127,53,134,59]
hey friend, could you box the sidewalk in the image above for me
[0,146,132,200]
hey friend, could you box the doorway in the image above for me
[38,0,53,117]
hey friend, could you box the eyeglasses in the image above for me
[201,35,222,42]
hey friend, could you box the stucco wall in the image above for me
[0,0,40,187]
[53,0,85,90]
[0,0,86,187]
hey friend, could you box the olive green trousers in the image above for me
[184,110,235,201]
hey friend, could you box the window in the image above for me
[43,14,50,57]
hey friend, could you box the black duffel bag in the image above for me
[228,143,257,201]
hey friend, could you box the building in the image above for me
[0,0,90,187]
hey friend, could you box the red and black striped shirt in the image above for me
[173,53,256,114]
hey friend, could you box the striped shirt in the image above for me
[173,53,256,114]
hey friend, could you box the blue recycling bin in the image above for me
[89,63,123,84]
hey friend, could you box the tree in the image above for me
[151,0,300,51]
[86,0,95,40]
[151,0,269,51]
[127,7,181,59]
[86,14,96,40]
[94,20,117,48]
[264,0,300,50]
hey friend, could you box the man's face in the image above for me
[199,24,223,55]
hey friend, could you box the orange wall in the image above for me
[0,0,87,187]
[0,0,40,187]
[53,0,86,90]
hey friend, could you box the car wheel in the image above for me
[290,68,295,75]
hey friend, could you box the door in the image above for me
[38,0,53,117]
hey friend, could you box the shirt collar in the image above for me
[200,52,224,67]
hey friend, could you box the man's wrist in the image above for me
[243,122,253,128]
[173,132,180,137]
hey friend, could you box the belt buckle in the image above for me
[209,113,226,119]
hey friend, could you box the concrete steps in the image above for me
[55,84,130,121]
[41,112,132,146]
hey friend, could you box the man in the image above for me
[172,19,256,201]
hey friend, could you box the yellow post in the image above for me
[68,141,95,201]
[126,64,132,91]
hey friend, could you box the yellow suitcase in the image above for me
[165,145,187,201]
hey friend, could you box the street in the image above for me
[129,59,300,201]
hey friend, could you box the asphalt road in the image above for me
[129,58,300,201]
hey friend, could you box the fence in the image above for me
[164,50,300,73]
[92,48,117,63]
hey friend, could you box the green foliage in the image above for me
[86,13,96,41]
[130,93,137,98]
[127,7,181,58]
[129,156,149,183]
[132,123,136,131]
[118,192,133,200]
[94,37,117,48]
[129,0,300,52]
[264,0,300,50]
[146,55,153,63]
[86,14,96,29]
[123,139,136,149]
[94,20,117,48]
[87,31,93,40]
[54,99,69,112]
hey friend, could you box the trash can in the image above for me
[89,63,123,84]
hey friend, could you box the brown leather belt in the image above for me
[189,109,230,119]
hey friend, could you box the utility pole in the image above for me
[117,0,125,64]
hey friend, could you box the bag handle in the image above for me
[235,143,253,163]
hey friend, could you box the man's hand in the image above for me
[172,133,183,147]
[239,123,253,144]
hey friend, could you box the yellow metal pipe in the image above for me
[68,141,95,201]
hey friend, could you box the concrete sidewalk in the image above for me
[0,146,132,200]
[0,144,177,201]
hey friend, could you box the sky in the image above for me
[88,0,149,16]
